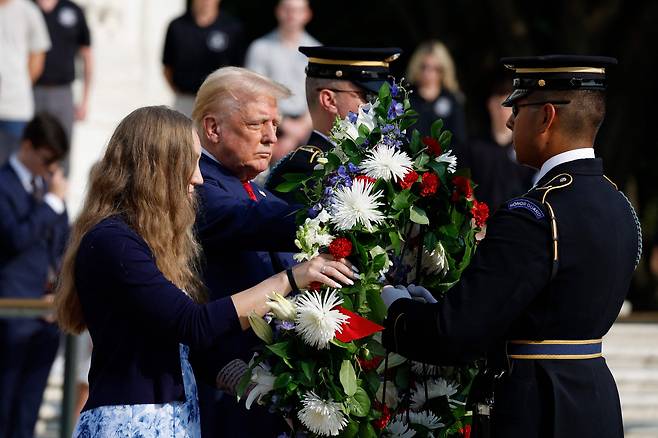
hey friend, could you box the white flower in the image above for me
[294,214,334,262]
[410,378,459,410]
[403,241,448,283]
[408,411,444,430]
[410,361,442,376]
[435,150,457,173]
[361,143,414,182]
[267,292,297,321]
[332,117,360,142]
[298,391,348,436]
[331,179,385,231]
[295,290,349,349]
[355,101,378,132]
[331,101,378,142]
[384,416,416,438]
[245,363,275,409]
[376,381,400,409]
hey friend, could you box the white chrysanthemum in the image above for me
[436,150,457,173]
[295,290,349,349]
[408,411,444,430]
[376,381,400,409]
[361,143,414,182]
[298,391,348,436]
[331,179,385,231]
[411,378,459,410]
[403,242,448,283]
[245,363,275,409]
[384,416,416,438]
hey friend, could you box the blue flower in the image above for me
[388,101,404,119]
[347,111,358,123]
[347,162,360,173]
[391,83,400,97]
[382,124,395,134]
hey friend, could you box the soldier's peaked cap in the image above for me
[500,54,618,107]
[299,46,402,93]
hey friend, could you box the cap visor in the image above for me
[501,89,529,107]
[353,79,386,95]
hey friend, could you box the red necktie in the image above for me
[242,181,257,201]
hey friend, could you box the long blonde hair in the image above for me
[406,40,461,94]
[55,106,206,334]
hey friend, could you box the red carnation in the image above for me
[357,355,383,371]
[399,170,419,190]
[451,175,473,201]
[355,175,377,185]
[329,237,352,259]
[420,172,439,197]
[372,402,392,430]
[471,200,489,227]
[459,424,472,438]
[422,136,442,155]
[307,281,322,292]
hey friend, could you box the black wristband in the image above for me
[286,268,300,293]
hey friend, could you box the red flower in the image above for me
[307,281,322,292]
[357,355,383,371]
[471,200,489,227]
[451,175,473,201]
[459,424,472,438]
[329,237,352,259]
[422,136,442,155]
[372,401,392,430]
[420,172,439,197]
[355,175,377,185]
[399,170,419,190]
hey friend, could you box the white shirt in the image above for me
[534,148,595,185]
[9,153,65,214]
[0,0,51,120]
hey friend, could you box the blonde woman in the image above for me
[55,106,354,437]
[406,40,467,146]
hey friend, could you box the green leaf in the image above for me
[273,372,293,390]
[371,253,387,274]
[343,420,360,438]
[358,418,377,437]
[300,361,315,384]
[274,180,302,193]
[378,81,391,102]
[392,190,412,211]
[409,129,422,155]
[339,360,358,396]
[438,129,453,148]
[236,368,252,399]
[414,153,430,170]
[347,387,371,417]
[266,341,293,368]
[365,288,386,324]
[410,206,430,225]
[388,230,401,254]
[431,118,444,139]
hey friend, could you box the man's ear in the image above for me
[538,103,557,134]
[203,115,220,143]
[318,89,338,116]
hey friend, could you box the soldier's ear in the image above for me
[538,103,557,134]
[203,115,221,143]
[318,89,338,115]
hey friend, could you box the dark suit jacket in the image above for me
[384,158,639,438]
[75,217,241,411]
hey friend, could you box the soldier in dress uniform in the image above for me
[266,46,401,202]
[380,55,642,438]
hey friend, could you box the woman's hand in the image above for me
[291,254,357,290]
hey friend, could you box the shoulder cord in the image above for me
[605,175,643,269]
[533,173,574,280]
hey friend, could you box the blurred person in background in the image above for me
[34,0,93,174]
[245,0,319,171]
[461,75,536,212]
[406,40,467,149]
[0,0,51,163]
[0,112,69,438]
[163,0,245,117]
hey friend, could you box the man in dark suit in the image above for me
[266,46,401,202]
[191,67,302,437]
[0,113,69,438]
[381,56,641,438]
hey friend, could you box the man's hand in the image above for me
[407,284,438,304]
[47,167,68,200]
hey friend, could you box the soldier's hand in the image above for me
[407,284,438,304]
[381,285,411,309]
